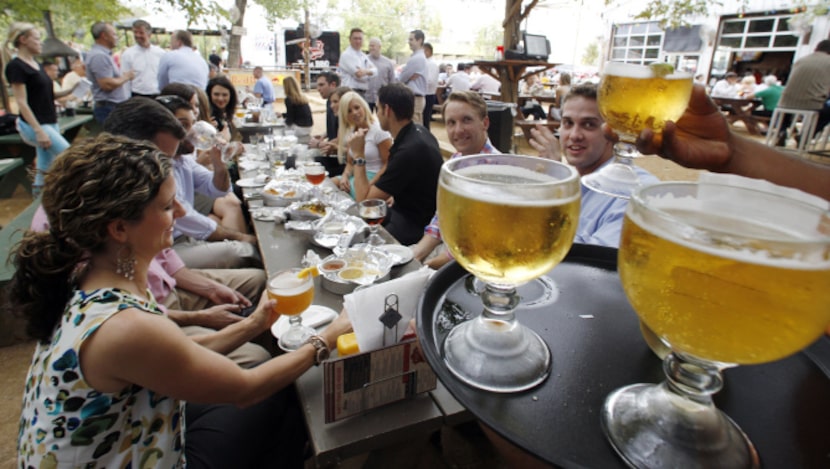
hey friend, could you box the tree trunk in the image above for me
[228,0,247,69]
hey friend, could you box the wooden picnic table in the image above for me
[712,97,766,135]
[243,180,471,467]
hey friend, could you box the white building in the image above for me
[601,1,830,82]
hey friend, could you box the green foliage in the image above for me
[581,41,599,66]
[337,0,442,59]
[0,0,130,43]
[473,21,503,58]
[633,0,719,29]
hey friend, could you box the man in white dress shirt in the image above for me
[120,19,165,98]
[398,29,428,125]
[338,28,376,100]
[423,43,440,130]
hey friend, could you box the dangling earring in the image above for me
[115,244,136,281]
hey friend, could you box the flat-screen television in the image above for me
[523,32,550,61]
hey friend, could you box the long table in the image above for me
[246,187,471,467]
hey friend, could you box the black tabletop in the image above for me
[417,244,830,468]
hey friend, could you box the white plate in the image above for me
[251,207,282,221]
[378,244,414,265]
[236,177,268,188]
[270,305,338,339]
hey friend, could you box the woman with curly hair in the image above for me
[11,134,351,468]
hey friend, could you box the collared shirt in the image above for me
[710,79,739,98]
[470,73,501,95]
[425,59,439,95]
[424,140,500,240]
[147,248,187,307]
[367,54,396,104]
[172,154,227,239]
[120,44,165,95]
[85,43,130,103]
[398,49,427,96]
[339,46,377,91]
[253,76,275,104]
[157,47,209,90]
[575,159,659,247]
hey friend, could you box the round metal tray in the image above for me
[417,244,830,468]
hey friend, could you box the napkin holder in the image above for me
[322,293,437,423]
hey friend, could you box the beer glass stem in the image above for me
[663,352,723,404]
[480,283,519,321]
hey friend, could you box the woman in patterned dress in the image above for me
[9,134,351,468]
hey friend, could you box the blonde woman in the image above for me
[549,72,571,120]
[282,75,313,143]
[333,91,392,198]
[4,22,78,193]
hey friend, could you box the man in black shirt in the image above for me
[309,71,343,175]
[350,83,444,244]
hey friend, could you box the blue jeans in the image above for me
[15,119,70,189]
[93,103,115,125]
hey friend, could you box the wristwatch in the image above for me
[305,335,330,366]
[353,158,366,166]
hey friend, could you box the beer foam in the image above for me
[630,194,830,269]
[447,164,579,206]
[269,271,312,295]
[604,61,691,80]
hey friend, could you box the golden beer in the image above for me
[438,165,580,285]
[598,63,693,140]
[620,208,830,365]
[267,271,314,317]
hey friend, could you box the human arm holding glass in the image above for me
[632,84,830,201]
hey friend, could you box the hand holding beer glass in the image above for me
[581,62,693,199]
[268,268,316,351]
[438,154,580,392]
[602,182,830,467]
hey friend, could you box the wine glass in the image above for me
[303,162,326,198]
[358,199,388,246]
[581,62,693,199]
[602,181,830,467]
[186,121,235,162]
[438,154,580,392]
[268,268,316,352]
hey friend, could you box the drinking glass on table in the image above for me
[303,162,326,198]
[581,62,693,199]
[602,181,830,467]
[438,154,580,392]
[268,268,316,351]
[358,199,388,246]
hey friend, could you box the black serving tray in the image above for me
[417,244,830,468]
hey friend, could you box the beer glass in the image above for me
[603,182,830,467]
[268,268,316,351]
[582,62,693,199]
[303,162,326,198]
[358,199,388,246]
[438,154,580,392]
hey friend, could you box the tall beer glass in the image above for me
[603,182,830,467]
[268,268,316,351]
[582,62,693,199]
[438,154,580,392]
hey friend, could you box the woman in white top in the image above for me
[333,91,393,198]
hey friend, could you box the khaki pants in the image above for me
[413,96,426,126]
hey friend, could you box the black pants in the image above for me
[423,94,438,130]
[185,386,307,469]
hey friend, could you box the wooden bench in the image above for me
[0,197,40,284]
[515,119,560,143]
[0,157,30,197]
[0,197,40,346]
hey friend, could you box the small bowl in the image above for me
[262,187,301,207]
[319,258,347,274]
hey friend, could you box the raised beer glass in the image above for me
[603,181,830,467]
[581,62,693,199]
[358,199,388,246]
[268,268,316,351]
[438,154,580,392]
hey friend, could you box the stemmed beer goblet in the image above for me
[581,62,693,199]
[438,154,580,392]
[603,181,830,467]
[268,268,316,352]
